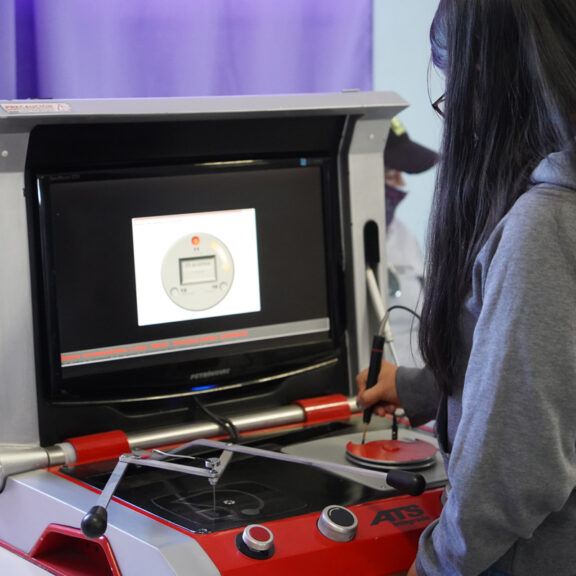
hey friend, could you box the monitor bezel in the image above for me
[28,156,347,405]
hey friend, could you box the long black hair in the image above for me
[420,0,576,394]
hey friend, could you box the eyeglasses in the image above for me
[432,93,446,117]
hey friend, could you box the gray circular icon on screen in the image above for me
[161,233,234,311]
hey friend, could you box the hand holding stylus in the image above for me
[356,355,400,427]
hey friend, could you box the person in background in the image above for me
[384,117,438,367]
[358,0,576,574]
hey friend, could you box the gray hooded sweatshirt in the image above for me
[396,149,576,576]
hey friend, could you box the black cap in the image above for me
[385,117,438,174]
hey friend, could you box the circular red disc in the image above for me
[346,439,436,465]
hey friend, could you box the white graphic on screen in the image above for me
[132,209,260,326]
[161,232,235,311]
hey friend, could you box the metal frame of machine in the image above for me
[0,92,444,575]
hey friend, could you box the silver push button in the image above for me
[317,505,358,542]
[236,524,275,559]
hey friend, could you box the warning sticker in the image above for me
[1,102,72,115]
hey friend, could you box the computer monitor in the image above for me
[31,156,344,404]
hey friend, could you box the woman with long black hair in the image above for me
[357,1,576,574]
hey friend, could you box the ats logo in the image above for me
[372,504,430,528]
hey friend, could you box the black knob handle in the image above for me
[386,470,426,496]
[81,505,108,539]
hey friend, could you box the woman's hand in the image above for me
[355,360,401,417]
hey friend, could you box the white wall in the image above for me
[373,0,443,251]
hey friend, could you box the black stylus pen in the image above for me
[361,334,385,444]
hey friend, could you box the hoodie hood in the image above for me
[531,148,576,191]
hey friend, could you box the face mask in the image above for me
[385,184,408,227]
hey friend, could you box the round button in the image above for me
[236,524,275,560]
[242,524,274,553]
[317,505,358,542]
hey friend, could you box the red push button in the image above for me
[242,524,274,552]
[236,524,275,559]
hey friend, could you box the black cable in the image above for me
[192,397,240,443]
[386,304,421,322]
[378,304,421,341]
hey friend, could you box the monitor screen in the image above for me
[32,158,342,402]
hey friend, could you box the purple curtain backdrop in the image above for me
[0,0,372,99]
